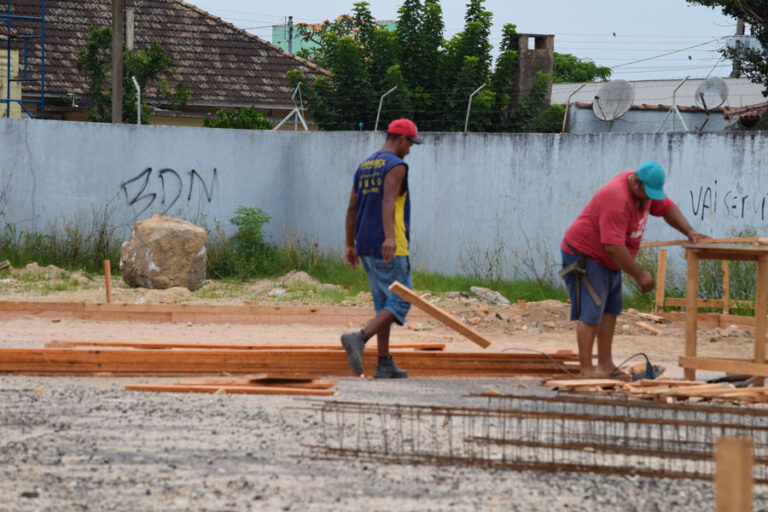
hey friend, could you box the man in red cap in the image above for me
[340,118,423,379]
[561,161,706,379]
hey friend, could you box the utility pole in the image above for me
[287,16,293,54]
[731,18,745,78]
[111,0,124,123]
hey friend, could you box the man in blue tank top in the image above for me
[341,118,423,379]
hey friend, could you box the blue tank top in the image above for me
[353,150,410,258]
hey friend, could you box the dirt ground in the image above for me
[1,264,766,510]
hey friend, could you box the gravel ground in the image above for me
[3,376,767,512]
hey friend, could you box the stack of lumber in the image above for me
[0,346,580,378]
[126,373,337,396]
[545,377,768,404]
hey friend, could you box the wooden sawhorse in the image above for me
[679,244,768,382]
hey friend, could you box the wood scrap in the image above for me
[549,375,768,404]
[634,321,663,335]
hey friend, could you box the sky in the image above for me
[188,0,740,81]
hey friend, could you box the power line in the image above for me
[611,38,725,69]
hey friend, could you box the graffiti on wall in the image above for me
[689,180,768,222]
[120,167,218,218]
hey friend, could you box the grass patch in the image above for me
[42,282,76,295]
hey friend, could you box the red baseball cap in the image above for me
[387,118,423,144]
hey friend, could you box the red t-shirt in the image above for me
[562,170,675,270]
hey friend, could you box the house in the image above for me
[0,0,328,127]
[271,19,397,55]
[553,77,767,133]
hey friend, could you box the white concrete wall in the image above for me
[2,118,768,283]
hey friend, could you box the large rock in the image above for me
[120,215,207,291]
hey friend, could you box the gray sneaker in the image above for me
[340,331,366,376]
[374,356,408,379]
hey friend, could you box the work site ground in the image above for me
[1,269,767,511]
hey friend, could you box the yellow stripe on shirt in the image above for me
[394,192,408,256]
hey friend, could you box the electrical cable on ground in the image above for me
[500,348,660,380]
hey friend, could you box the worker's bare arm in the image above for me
[604,244,654,292]
[381,164,406,262]
[344,187,359,268]
[663,205,707,242]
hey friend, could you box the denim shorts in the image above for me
[561,250,623,324]
[360,255,412,326]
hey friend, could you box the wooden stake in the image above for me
[754,255,768,387]
[388,281,491,348]
[654,249,667,313]
[104,260,112,304]
[685,250,699,381]
[722,260,730,315]
[715,437,753,512]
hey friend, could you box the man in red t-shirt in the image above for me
[561,161,706,379]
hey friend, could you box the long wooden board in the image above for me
[46,340,446,351]
[641,236,768,248]
[125,384,335,396]
[388,282,491,348]
[0,301,434,325]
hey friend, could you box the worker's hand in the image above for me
[344,245,358,269]
[687,231,709,243]
[381,237,396,263]
[635,271,655,293]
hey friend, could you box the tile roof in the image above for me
[1,0,328,107]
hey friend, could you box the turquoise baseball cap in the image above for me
[636,161,666,200]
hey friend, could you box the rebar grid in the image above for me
[299,395,768,483]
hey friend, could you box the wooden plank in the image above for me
[45,340,446,352]
[546,379,624,389]
[685,244,768,262]
[388,281,491,348]
[655,248,667,313]
[715,437,754,512]
[634,321,663,335]
[679,356,768,378]
[635,312,665,323]
[174,378,338,389]
[124,384,335,396]
[641,237,768,248]
[685,249,699,381]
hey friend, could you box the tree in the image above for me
[553,52,612,83]
[203,107,272,130]
[686,1,768,96]
[76,26,189,123]
[288,0,588,133]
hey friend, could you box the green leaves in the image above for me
[75,26,189,123]
[553,52,611,83]
[203,107,272,130]
[289,0,598,133]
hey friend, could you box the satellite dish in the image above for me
[593,80,635,121]
[694,77,729,110]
